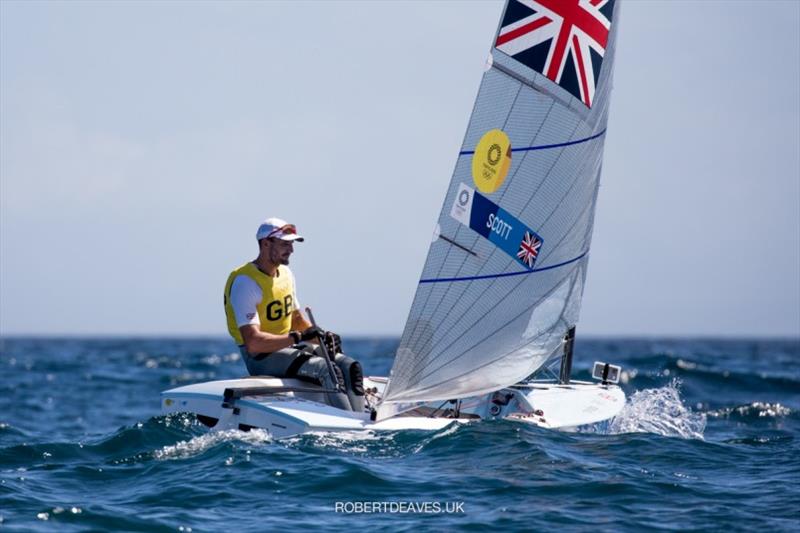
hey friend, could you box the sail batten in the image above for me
[383,0,620,404]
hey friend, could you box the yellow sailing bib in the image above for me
[224,263,296,345]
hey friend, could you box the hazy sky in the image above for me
[1,1,798,337]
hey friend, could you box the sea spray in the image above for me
[609,379,707,439]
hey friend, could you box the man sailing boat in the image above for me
[223,217,364,412]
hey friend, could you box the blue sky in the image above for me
[1,1,798,337]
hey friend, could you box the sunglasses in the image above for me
[265,224,297,239]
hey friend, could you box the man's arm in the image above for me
[291,309,313,332]
[240,325,297,354]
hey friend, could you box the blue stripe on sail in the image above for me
[458,129,606,156]
[418,251,588,284]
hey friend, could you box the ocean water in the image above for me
[1,337,798,532]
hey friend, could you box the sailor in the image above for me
[223,217,364,412]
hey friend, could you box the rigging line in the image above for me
[458,128,605,156]
[419,250,587,284]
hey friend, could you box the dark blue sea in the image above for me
[1,337,798,532]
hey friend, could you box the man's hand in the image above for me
[299,326,325,342]
[324,331,342,355]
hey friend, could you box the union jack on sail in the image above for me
[517,231,542,269]
[495,0,614,108]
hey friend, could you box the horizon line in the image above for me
[1,332,798,341]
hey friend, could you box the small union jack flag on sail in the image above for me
[495,0,614,108]
[517,231,542,269]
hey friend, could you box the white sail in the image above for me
[383,0,621,403]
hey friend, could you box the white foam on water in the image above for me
[608,379,706,439]
[707,401,793,419]
[153,429,271,461]
[290,430,391,453]
[286,423,465,456]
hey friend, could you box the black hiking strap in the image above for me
[285,352,312,378]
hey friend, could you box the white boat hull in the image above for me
[161,376,625,439]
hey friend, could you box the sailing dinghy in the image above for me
[162,0,626,438]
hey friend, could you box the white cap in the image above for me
[256,217,305,242]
